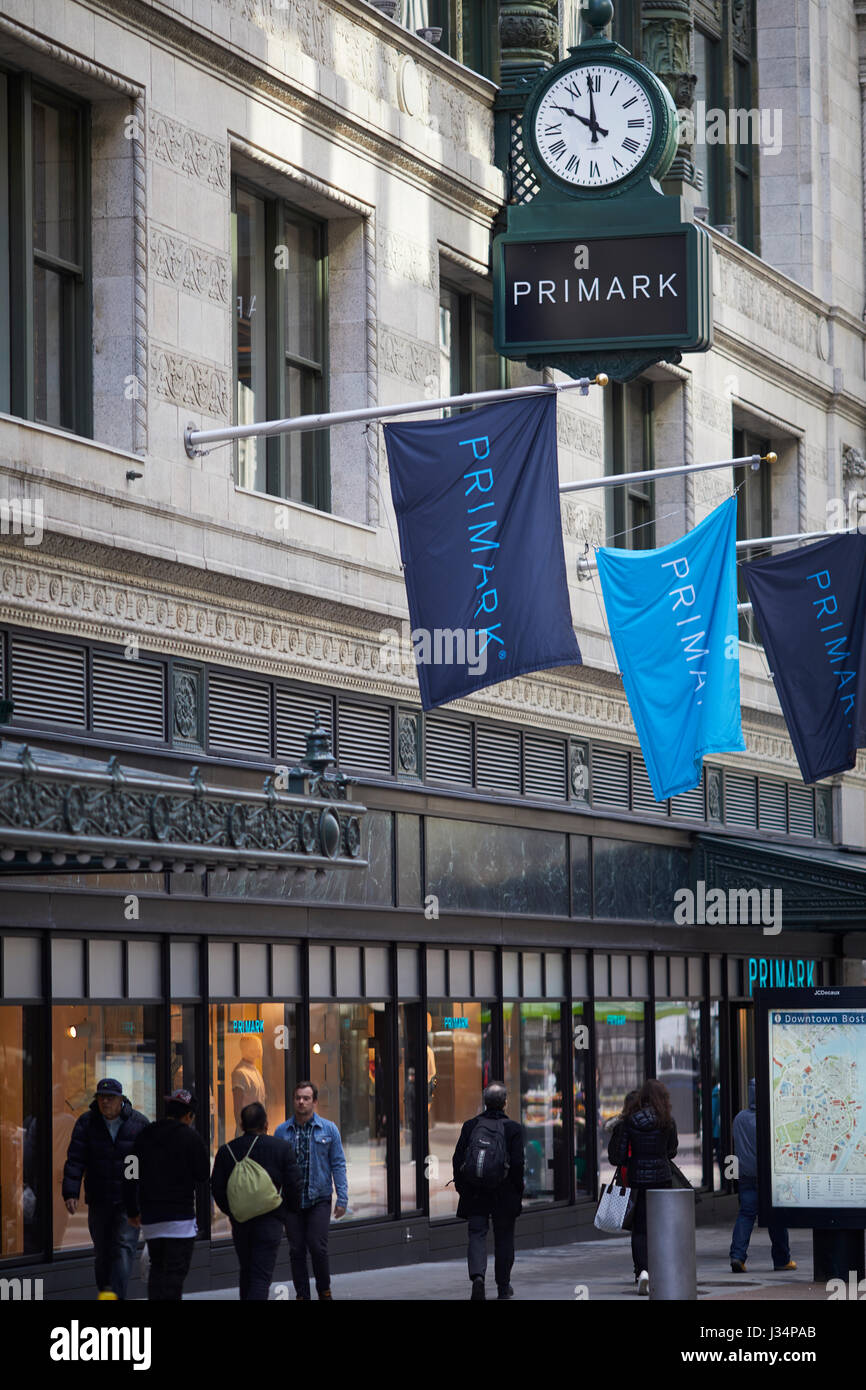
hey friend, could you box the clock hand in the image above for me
[587,83,604,144]
[551,105,608,136]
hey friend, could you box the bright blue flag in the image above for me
[596,496,745,800]
[384,395,582,710]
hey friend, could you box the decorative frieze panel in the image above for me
[380,327,438,388]
[562,501,604,547]
[150,345,230,418]
[557,409,603,460]
[148,111,228,191]
[715,252,825,359]
[380,229,437,290]
[695,387,731,434]
[150,226,230,304]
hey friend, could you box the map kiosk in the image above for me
[754,986,866,1280]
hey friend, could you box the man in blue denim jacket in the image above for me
[274,1081,348,1300]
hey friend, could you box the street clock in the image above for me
[525,50,678,197]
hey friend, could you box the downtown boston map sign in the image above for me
[754,986,866,1229]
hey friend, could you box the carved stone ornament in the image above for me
[173,667,202,746]
[499,2,559,70]
[398,712,420,776]
[842,445,866,483]
[0,740,367,873]
[707,767,723,821]
[570,741,589,800]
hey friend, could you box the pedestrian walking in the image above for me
[452,1081,525,1301]
[608,1078,678,1295]
[274,1081,347,1300]
[211,1102,302,1300]
[61,1077,149,1299]
[730,1078,796,1274]
[124,1089,210,1300]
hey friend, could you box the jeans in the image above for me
[285,1201,332,1296]
[467,1212,516,1289]
[730,1179,790,1267]
[87,1203,140,1299]
[232,1212,285,1300]
[146,1237,195,1301]
[630,1182,672,1278]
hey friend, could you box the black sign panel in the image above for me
[501,232,688,348]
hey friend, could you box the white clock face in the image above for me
[534,65,655,189]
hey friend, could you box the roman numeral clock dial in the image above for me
[532,65,655,190]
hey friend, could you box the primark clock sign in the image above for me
[493,1,712,381]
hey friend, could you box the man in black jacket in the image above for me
[62,1077,149,1298]
[125,1089,210,1300]
[211,1102,302,1300]
[452,1082,525,1301]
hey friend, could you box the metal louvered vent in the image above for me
[337,701,392,774]
[207,673,271,757]
[476,726,521,795]
[524,734,567,800]
[671,780,705,821]
[425,716,473,786]
[631,754,668,815]
[92,653,166,740]
[275,687,334,764]
[591,746,630,810]
[724,774,758,828]
[788,786,815,836]
[758,780,787,833]
[11,637,86,726]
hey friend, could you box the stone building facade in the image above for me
[0,0,865,1294]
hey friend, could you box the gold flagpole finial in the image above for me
[595,373,609,387]
[762,452,778,464]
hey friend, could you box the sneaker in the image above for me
[637,1270,649,1295]
[497,1284,514,1300]
[730,1260,747,1273]
[470,1276,485,1301]
[774,1260,797,1271]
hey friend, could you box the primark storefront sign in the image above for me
[494,226,709,360]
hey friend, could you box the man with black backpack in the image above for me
[211,1102,302,1300]
[452,1082,525,1301]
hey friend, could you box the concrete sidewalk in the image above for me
[185,1223,828,1301]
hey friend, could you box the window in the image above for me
[0,1005,44,1257]
[655,1000,703,1186]
[734,427,771,642]
[439,283,502,402]
[309,1002,390,1221]
[504,1002,568,1203]
[232,177,328,509]
[427,999,495,1218]
[412,2,499,81]
[0,71,90,433]
[733,58,755,250]
[693,29,723,227]
[604,380,655,548]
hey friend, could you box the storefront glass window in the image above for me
[656,1001,702,1186]
[504,1002,566,1203]
[309,1002,390,1221]
[52,1005,161,1251]
[208,1003,293,1239]
[398,1004,420,1212]
[170,1004,197,1096]
[595,1001,644,1182]
[1,1006,43,1258]
[710,1000,722,1189]
[427,1000,494,1219]
[573,1002,589,1193]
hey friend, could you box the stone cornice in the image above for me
[95,0,503,219]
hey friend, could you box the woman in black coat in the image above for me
[608,1078,678,1294]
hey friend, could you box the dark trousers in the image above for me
[146,1237,195,1301]
[630,1182,672,1278]
[730,1179,790,1267]
[467,1211,516,1288]
[87,1203,140,1298]
[231,1212,284,1300]
[285,1201,332,1296]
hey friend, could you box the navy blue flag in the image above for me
[384,395,581,710]
[743,534,866,782]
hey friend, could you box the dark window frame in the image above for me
[1,67,91,434]
[231,174,330,511]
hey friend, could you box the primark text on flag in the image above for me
[596,496,746,801]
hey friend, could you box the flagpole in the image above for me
[559,452,776,495]
[577,527,855,581]
[183,374,609,457]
